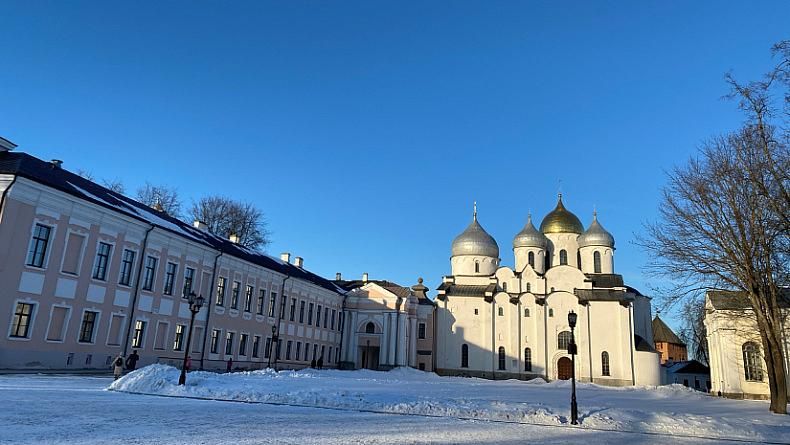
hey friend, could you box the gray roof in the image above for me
[652,316,684,345]
[575,289,633,304]
[666,360,710,375]
[707,289,790,310]
[577,213,615,248]
[436,283,498,297]
[451,216,499,258]
[512,214,548,249]
[635,334,657,352]
[336,279,412,298]
[584,274,624,288]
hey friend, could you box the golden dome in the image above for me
[539,194,584,234]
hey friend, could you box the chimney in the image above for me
[362,272,369,282]
[51,159,63,169]
[152,202,164,212]
[294,256,303,268]
[229,233,240,244]
[280,252,291,263]
[193,220,208,231]
[335,272,342,281]
[0,136,17,152]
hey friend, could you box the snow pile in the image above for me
[110,365,790,442]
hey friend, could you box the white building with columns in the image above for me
[434,196,660,385]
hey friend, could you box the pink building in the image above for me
[0,139,346,371]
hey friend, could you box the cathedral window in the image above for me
[498,307,504,316]
[559,250,568,266]
[594,251,602,274]
[461,344,469,368]
[524,347,532,371]
[498,347,506,370]
[528,252,535,268]
[474,308,479,315]
[502,282,507,292]
[365,322,375,334]
[526,283,531,293]
[524,308,530,317]
[548,308,554,317]
[742,342,764,381]
[475,261,480,273]
[558,331,572,350]
[601,351,610,376]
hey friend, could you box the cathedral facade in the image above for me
[434,196,660,386]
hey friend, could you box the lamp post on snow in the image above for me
[267,325,278,369]
[178,291,205,386]
[568,310,578,425]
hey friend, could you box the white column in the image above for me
[409,316,417,367]
[398,315,408,366]
[388,312,397,366]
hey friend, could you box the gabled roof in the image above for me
[666,360,710,375]
[652,316,684,346]
[0,151,343,294]
[634,334,657,353]
[335,279,411,298]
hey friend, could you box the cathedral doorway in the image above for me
[557,357,572,380]
[360,345,380,370]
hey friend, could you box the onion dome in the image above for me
[451,203,500,258]
[539,194,584,234]
[577,211,615,248]
[513,214,548,249]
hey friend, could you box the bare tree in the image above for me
[188,195,271,251]
[677,296,708,365]
[136,182,182,218]
[642,42,789,414]
[102,178,126,195]
[75,169,95,181]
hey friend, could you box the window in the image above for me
[225,332,234,355]
[252,335,261,358]
[277,339,283,359]
[601,351,610,376]
[10,302,35,338]
[210,329,221,354]
[268,292,277,317]
[593,251,602,274]
[47,306,70,342]
[79,311,98,343]
[418,323,426,339]
[526,283,531,293]
[312,344,318,361]
[132,320,146,348]
[461,344,469,368]
[61,232,85,274]
[308,303,314,324]
[173,325,185,351]
[559,249,568,266]
[289,298,297,321]
[92,242,112,280]
[143,256,157,291]
[299,301,306,323]
[296,342,302,361]
[154,322,167,350]
[230,281,240,309]
[239,334,248,356]
[279,294,286,319]
[331,310,336,330]
[316,305,322,327]
[257,289,265,315]
[286,340,292,360]
[498,347,506,370]
[182,267,195,298]
[474,261,480,273]
[365,322,375,334]
[528,251,535,268]
[524,308,530,317]
[742,342,764,381]
[558,331,572,350]
[474,308,479,315]
[118,249,136,286]
[264,337,272,359]
[244,285,254,312]
[216,277,226,306]
[328,347,333,363]
[549,308,554,317]
[324,308,329,328]
[163,262,177,296]
[304,342,311,361]
[498,307,504,316]
[525,347,532,371]
[502,282,508,292]
[106,314,124,346]
[27,223,52,268]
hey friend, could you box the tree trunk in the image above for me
[757,311,788,414]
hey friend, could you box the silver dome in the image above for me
[451,207,499,258]
[513,214,548,249]
[577,212,615,248]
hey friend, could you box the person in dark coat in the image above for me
[317,356,323,370]
[226,358,233,373]
[310,359,316,369]
[125,350,140,371]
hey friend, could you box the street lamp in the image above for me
[267,325,278,369]
[178,291,205,385]
[568,310,579,425]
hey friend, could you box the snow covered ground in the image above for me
[1,367,788,444]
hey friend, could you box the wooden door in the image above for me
[557,357,572,380]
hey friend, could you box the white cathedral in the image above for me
[434,195,661,386]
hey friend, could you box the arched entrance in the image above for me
[557,357,572,380]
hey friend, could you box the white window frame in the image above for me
[76,308,102,344]
[105,312,127,346]
[91,239,115,282]
[58,228,89,276]
[25,220,56,270]
[7,298,39,341]
[44,304,72,344]
[117,247,138,287]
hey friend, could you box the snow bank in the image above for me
[110,365,790,442]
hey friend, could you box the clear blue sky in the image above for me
[1,2,788,330]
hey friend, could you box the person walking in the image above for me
[125,350,140,371]
[226,358,233,373]
[112,354,124,380]
[317,356,323,370]
[310,359,316,369]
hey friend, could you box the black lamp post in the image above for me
[178,291,205,386]
[568,310,579,425]
[268,325,278,369]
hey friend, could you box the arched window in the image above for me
[577,251,582,270]
[526,283,531,293]
[558,331,572,350]
[502,282,508,292]
[498,307,504,316]
[524,308,530,317]
[498,346,506,370]
[474,261,480,273]
[461,344,469,368]
[594,251,602,274]
[524,347,532,371]
[601,351,610,376]
[365,322,375,334]
[548,308,554,317]
[559,249,568,265]
[742,342,763,381]
[528,251,535,268]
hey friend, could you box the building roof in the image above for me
[574,289,633,304]
[652,316,685,346]
[451,210,499,258]
[665,360,710,375]
[512,214,548,249]
[577,212,615,248]
[0,151,343,295]
[584,273,624,288]
[634,334,657,353]
[707,289,790,310]
[335,279,434,305]
[436,283,497,297]
[539,194,584,234]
